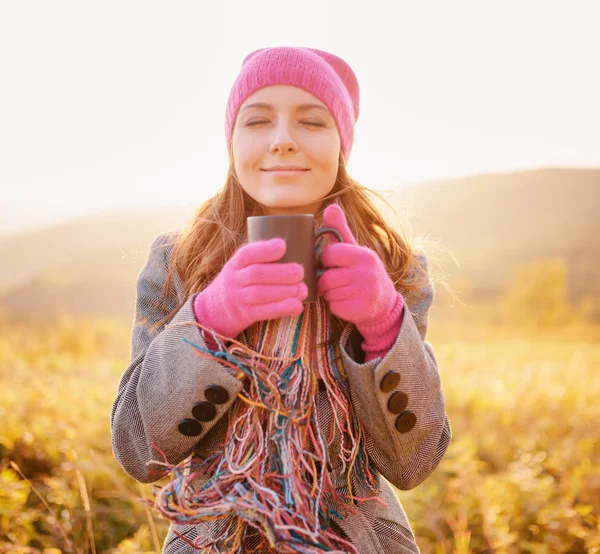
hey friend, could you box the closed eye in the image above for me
[245,120,325,127]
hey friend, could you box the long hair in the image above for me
[145,150,434,342]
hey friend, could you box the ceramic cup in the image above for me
[247,214,344,303]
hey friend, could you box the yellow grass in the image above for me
[0,310,598,553]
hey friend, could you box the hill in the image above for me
[1,167,598,319]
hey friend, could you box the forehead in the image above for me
[240,85,328,110]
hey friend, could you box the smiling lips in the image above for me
[262,166,310,177]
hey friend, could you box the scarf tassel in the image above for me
[145,299,380,553]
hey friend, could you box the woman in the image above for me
[111,46,452,553]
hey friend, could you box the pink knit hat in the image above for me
[225,46,360,161]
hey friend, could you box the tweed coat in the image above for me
[110,230,452,553]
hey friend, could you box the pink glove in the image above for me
[317,204,405,361]
[193,238,308,344]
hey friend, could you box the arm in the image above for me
[339,251,452,490]
[110,233,245,484]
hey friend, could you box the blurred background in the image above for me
[1,1,599,553]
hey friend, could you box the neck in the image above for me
[263,200,324,217]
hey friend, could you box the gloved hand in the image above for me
[193,238,308,342]
[317,204,405,358]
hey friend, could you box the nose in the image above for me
[269,119,299,154]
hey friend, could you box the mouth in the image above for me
[261,168,310,176]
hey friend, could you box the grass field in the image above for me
[1,309,598,553]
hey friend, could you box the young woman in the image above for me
[111,46,452,554]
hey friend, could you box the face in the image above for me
[232,85,341,216]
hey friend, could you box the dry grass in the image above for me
[0,310,598,553]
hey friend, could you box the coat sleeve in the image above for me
[338,250,452,491]
[110,233,245,484]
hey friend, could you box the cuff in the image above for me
[357,293,405,354]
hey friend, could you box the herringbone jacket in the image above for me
[110,231,452,553]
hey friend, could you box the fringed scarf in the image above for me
[148,297,381,553]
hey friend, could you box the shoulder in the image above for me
[401,248,433,295]
[409,248,430,279]
[147,227,184,263]
[372,240,430,281]
[139,227,184,289]
[137,228,187,306]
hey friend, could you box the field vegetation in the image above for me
[1,265,599,553]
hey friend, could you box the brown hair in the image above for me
[146,150,437,342]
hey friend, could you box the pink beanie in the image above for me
[225,47,360,161]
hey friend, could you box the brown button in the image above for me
[205,385,229,404]
[192,401,217,422]
[380,371,400,392]
[395,411,417,433]
[318,379,326,392]
[178,418,202,437]
[387,391,409,414]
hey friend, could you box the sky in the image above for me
[1,0,599,237]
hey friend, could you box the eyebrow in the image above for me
[240,102,330,114]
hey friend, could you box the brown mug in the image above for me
[247,214,344,303]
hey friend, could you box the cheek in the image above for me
[319,149,340,181]
[309,133,340,171]
[232,136,259,176]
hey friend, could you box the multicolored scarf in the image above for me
[149,297,381,553]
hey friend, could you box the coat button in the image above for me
[387,391,409,414]
[178,418,202,437]
[379,371,400,392]
[395,411,417,433]
[205,385,229,404]
[318,379,326,392]
[192,401,217,422]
